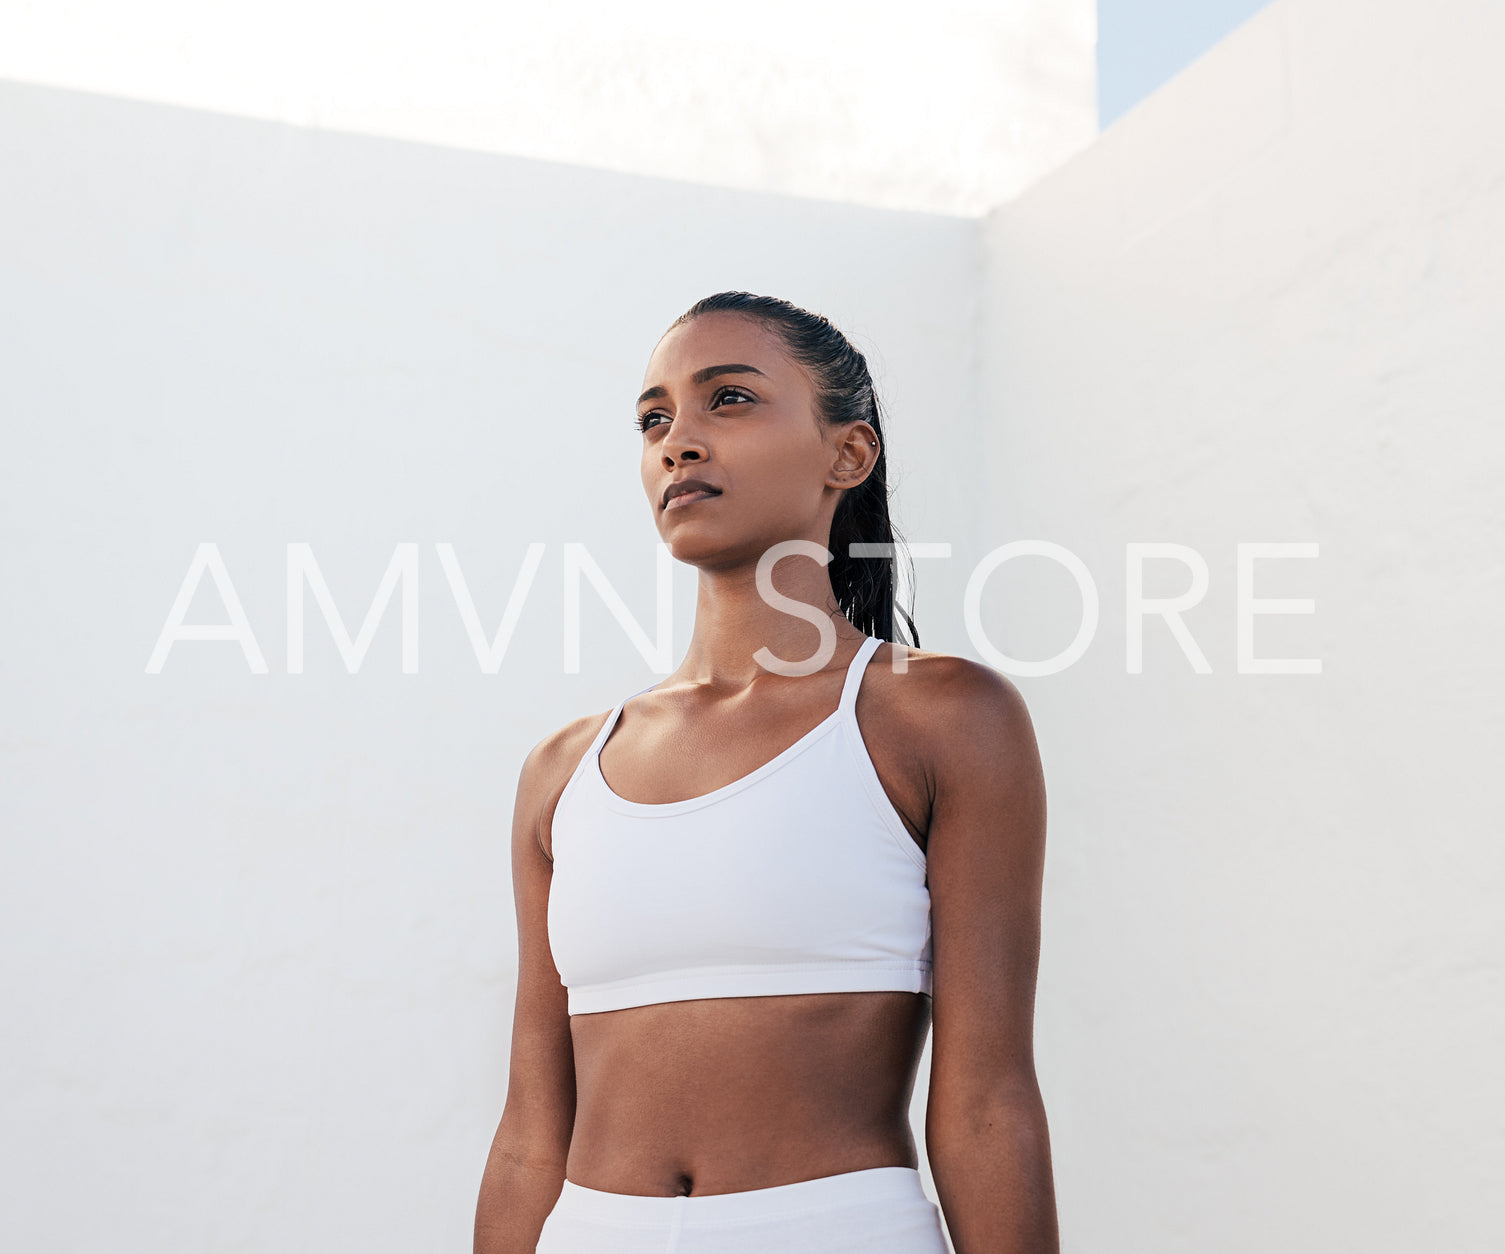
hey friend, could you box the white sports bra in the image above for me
[547,635,933,1015]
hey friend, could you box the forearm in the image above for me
[473,1133,566,1254]
[925,1087,1059,1254]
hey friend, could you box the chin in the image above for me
[661,529,740,570]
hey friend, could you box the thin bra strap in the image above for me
[589,676,661,758]
[598,642,875,756]
[838,635,882,717]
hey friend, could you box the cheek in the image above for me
[743,453,825,517]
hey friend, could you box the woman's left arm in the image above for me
[921,657,1057,1254]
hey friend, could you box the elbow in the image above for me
[925,1074,1050,1146]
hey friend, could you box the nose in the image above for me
[660,416,707,466]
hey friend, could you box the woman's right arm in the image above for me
[474,734,580,1254]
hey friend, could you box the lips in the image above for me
[662,478,723,510]
[663,487,721,512]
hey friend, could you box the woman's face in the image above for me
[637,312,866,568]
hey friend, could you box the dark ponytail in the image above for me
[668,291,921,648]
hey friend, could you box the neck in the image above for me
[672,566,865,688]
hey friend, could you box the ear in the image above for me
[827,422,880,490]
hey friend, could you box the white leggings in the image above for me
[534,1165,949,1254]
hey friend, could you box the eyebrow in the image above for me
[637,364,768,406]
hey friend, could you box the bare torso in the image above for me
[546,637,935,1198]
[566,990,932,1196]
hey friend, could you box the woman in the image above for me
[475,292,1057,1253]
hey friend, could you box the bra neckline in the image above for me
[594,707,844,815]
[591,636,880,817]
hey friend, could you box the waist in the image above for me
[557,1163,928,1219]
[566,990,930,1193]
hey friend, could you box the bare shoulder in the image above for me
[854,642,1042,851]
[868,642,1040,766]
[515,705,616,864]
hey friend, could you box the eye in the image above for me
[633,386,755,434]
[634,411,669,434]
[713,386,754,406]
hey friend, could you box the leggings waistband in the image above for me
[556,1165,925,1228]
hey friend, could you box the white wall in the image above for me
[0,0,1097,216]
[0,79,981,1251]
[977,0,1503,1249]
